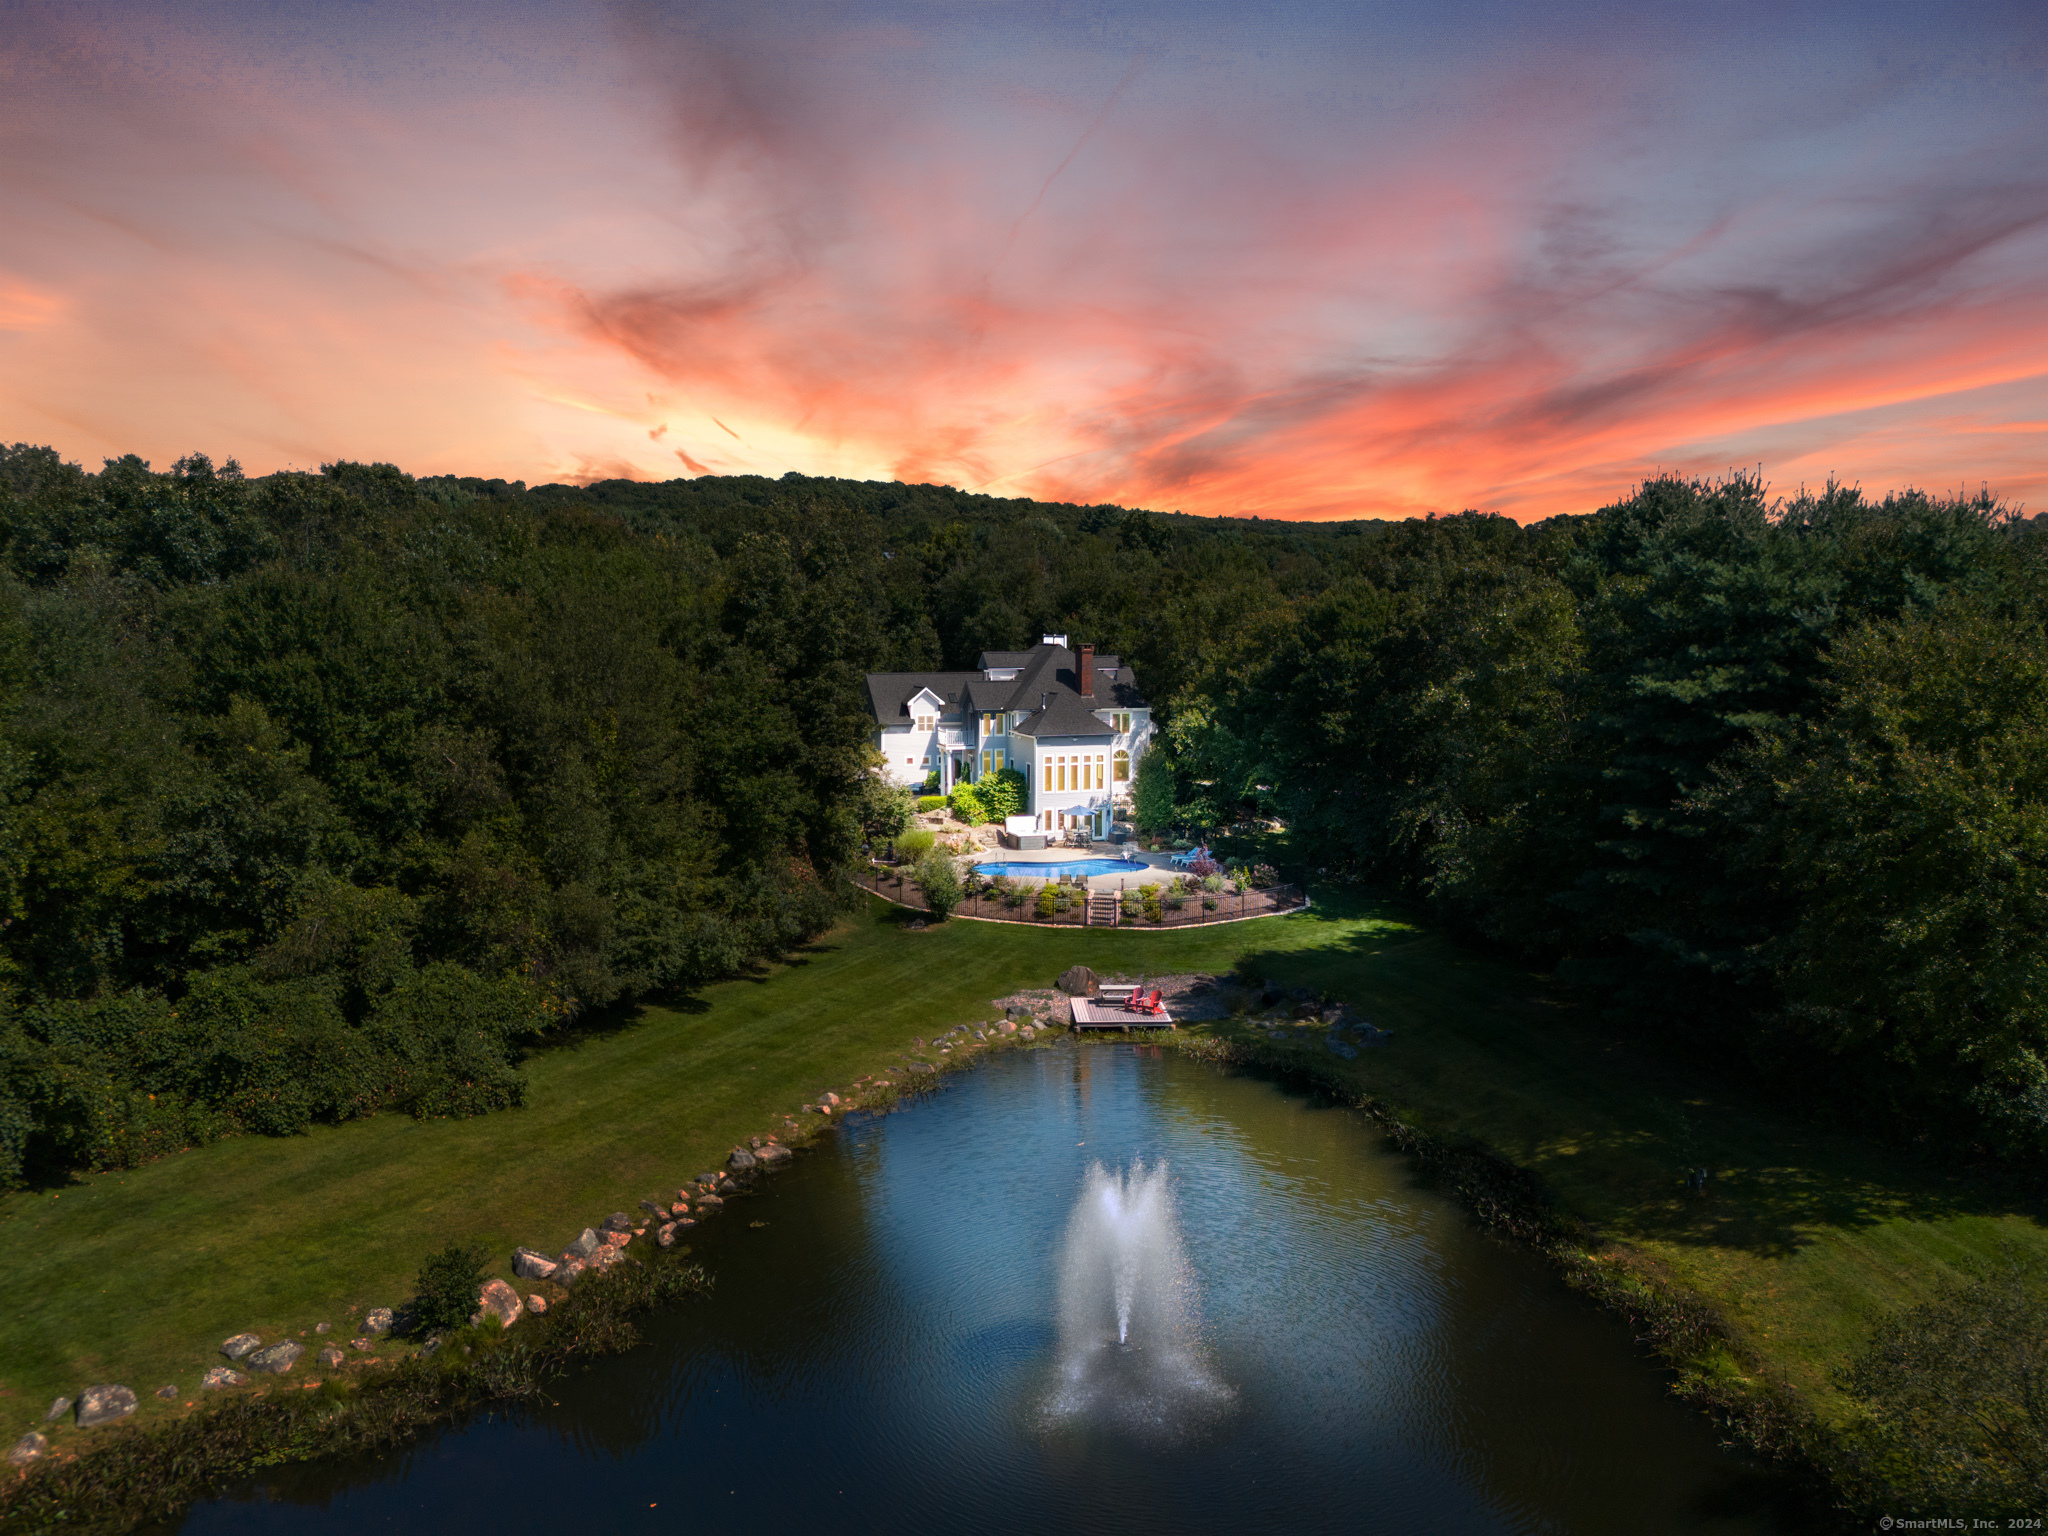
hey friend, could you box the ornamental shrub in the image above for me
[916,793,947,811]
[975,767,1029,823]
[1036,884,1058,919]
[948,781,987,824]
[413,1242,489,1335]
[894,828,935,860]
[913,849,962,919]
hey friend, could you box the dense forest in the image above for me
[3,445,2045,1185]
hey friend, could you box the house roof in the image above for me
[865,641,1148,730]
[864,671,983,727]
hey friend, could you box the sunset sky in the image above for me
[3,1,2045,521]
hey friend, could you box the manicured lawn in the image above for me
[4,889,2042,1457]
[0,898,1345,1444]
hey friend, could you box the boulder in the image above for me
[657,1223,678,1249]
[555,1258,587,1287]
[317,1347,346,1369]
[315,1322,332,1334]
[601,1212,632,1233]
[477,1278,522,1330]
[220,1333,262,1360]
[694,1171,718,1186]
[565,1228,600,1259]
[350,1338,372,1352]
[908,1061,936,1074]
[754,1143,792,1165]
[526,1294,548,1315]
[156,1384,177,1400]
[75,1385,138,1427]
[6,1433,47,1467]
[44,1396,70,1422]
[749,1135,765,1150]
[728,1147,757,1171]
[639,1199,667,1219]
[201,1366,246,1389]
[364,1308,394,1334]
[246,1342,303,1375]
[513,1247,559,1282]
[696,1194,724,1211]
[1002,1020,1017,1034]
[1057,965,1098,996]
[421,1337,442,1356]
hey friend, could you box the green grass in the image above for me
[4,889,2043,1460]
[1221,898,2048,1424]
[0,897,1332,1445]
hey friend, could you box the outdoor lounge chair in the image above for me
[1124,988,1165,1015]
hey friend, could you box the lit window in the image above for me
[1043,759,1053,792]
[1113,749,1130,782]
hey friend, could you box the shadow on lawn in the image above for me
[1230,886,2045,1263]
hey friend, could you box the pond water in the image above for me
[973,857,1148,878]
[170,1046,1803,1535]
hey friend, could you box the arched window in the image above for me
[1113,749,1130,782]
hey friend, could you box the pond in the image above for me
[170,1046,1803,1535]
[972,857,1150,878]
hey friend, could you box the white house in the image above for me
[863,635,1155,839]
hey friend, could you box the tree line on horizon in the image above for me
[2,444,2046,1187]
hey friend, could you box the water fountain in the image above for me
[1046,1161,1232,1439]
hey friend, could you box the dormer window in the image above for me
[1113,712,1132,733]
[915,714,935,732]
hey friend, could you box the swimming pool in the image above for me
[972,858,1148,879]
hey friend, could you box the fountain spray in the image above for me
[1046,1161,1232,1437]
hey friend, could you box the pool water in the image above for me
[973,858,1148,878]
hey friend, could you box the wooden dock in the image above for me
[1070,996,1175,1030]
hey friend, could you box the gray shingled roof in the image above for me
[866,641,1146,730]
[864,671,982,727]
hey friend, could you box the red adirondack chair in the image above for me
[1127,987,1166,1015]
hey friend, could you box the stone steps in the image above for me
[1086,892,1119,926]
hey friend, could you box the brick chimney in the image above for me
[1078,642,1095,696]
